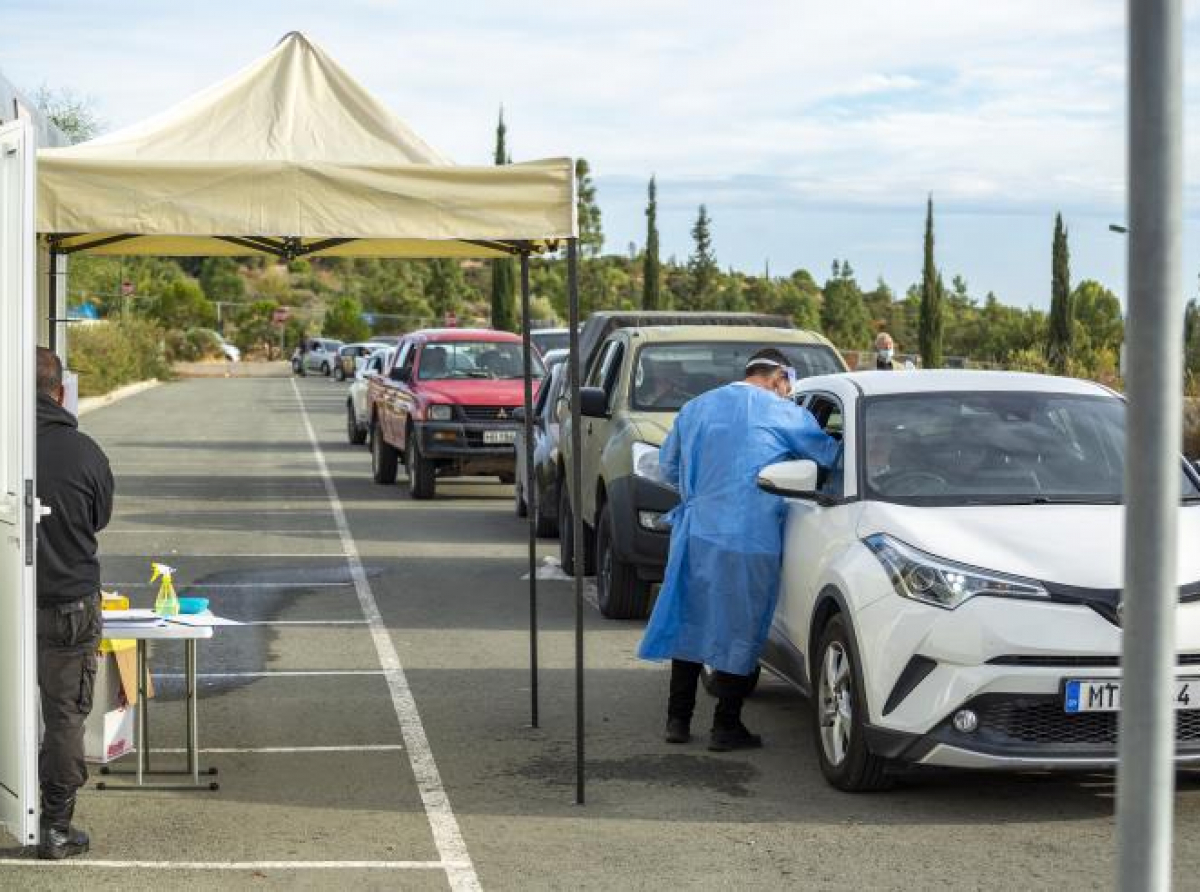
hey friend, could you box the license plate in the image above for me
[1064,678,1200,713]
[483,430,516,445]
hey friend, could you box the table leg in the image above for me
[187,640,199,785]
[136,639,147,786]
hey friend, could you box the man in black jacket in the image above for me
[35,347,113,860]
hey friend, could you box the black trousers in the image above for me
[667,659,750,730]
[37,595,101,817]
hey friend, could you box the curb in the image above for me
[78,379,161,417]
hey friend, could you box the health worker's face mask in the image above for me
[879,349,894,362]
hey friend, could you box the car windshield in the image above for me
[632,341,844,411]
[418,341,546,381]
[532,331,570,354]
[863,391,1200,505]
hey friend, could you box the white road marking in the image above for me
[102,529,338,535]
[103,582,354,589]
[150,745,404,754]
[103,553,349,559]
[236,620,369,626]
[291,378,481,892]
[155,670,385,678]
[0,859,455,870]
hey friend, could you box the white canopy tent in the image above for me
[2,32,590,851]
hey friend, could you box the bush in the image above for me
[69,318,173,398]
[163,328,226,362]
[1186,399,1199,460]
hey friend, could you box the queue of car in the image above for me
[321,317,1200,790]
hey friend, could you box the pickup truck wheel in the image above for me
[334,365,346,382]
[347,402,367,445]
[534,486,558,538]
[558,482,595,577]
[405,432,436,500]
[595,502,653,619]
[321,361,331,377]
[371,421,398,484]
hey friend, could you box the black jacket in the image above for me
[36,394,114,605]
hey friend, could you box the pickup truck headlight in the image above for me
[427,404,454,421]
[632,442,662,482]
[863,533,1049,610]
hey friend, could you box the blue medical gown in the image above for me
[637,383,840,675]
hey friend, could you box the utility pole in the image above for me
[1117,2,1184,890]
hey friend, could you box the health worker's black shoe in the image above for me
[38,823,90,860]
[664,717,691,744]
[708,724,763,752]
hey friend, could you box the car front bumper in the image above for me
[417,422,519,471]
[605,475,678,581]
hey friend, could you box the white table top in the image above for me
[102,612,217,640]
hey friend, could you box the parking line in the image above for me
[291,378,481,892]
[151,745,405,754]
[156,670,385,678]
[0,859,455,870]
[103,582,355,589]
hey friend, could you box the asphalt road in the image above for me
[3,374,1200,890]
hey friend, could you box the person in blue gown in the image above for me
[638,348,841,751]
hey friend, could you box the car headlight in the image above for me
[427,404,454,421]
[632,442,662,481]
[863,533,1049,610]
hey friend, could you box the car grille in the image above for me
[987,654,1200,668]
[977,700,1200,746]
[461,405,519,422]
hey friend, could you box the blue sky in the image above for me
[2,0,1199,310]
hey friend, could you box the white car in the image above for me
[296,338,344,376]
[755,370,1200,791]
[346,347,393,445]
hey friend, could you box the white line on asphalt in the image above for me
[103,553,348,559]
[237,620,369,626]
[103,529,339,535]
[102,582,354,589]
[151,745,405,754]
[0,859,456,870]
[291,377,481,892]
[156,670,385,678]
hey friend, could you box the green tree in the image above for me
[490,108,516,331]
[918,196,945,368]
[1183,294,1200,382]
[820,260,871,349]
[427,259,468,321]
[685,205,718,308]
[1046,212,1073,374]
[34,84,102,144]
[642,176,662,310]
[231,299,281,358]
[323,296,371,343]
[575,159,603,257]
[150,279,216,331]
[199,257,246,304]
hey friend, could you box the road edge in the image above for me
[78,379,161,417]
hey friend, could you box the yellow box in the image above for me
[100,590,134,654]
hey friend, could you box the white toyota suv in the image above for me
[756,370,1200,791]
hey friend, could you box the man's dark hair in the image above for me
[744,347,791,379]
[37,347,63,396]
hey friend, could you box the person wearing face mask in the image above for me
[638,348,841,751]
[874,332,897,370]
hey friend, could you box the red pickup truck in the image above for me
[367,328,545,499]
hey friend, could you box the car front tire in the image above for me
[595,501,653,619]
[321,361,331,377]
[371,421,399,485]
[813,615,892,792]
[347,402,367,445]
[405,430,436,500]
[558,481,595,576]
[334,365,346,382]
[514,477,528,517]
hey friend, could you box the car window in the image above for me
[416,341,545,381]
[600,343,625,411]
[808,394,846,497]
[588,340,621,388]
[863,391,1200,504]
[632,341,844,411]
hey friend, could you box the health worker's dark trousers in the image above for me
[37,595,101,821]
[668,659,750,730]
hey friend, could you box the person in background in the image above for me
[638,348,841,751]
[34,347,114,860]
[874,332,896,370]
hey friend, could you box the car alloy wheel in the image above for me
[818,641,853,768]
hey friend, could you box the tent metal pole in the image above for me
[47,244,60,353]
[567,238,585,805]
[1117,2,1183,889]
[520,251,539,729]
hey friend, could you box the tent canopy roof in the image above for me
[38,32,575,258]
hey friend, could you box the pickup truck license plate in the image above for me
[1064,678,1200,713]
[483,430,517,445]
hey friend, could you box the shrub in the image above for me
[69,318,173,398]
[1186,399,1199,460]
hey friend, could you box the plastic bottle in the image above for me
[151,562,180,617]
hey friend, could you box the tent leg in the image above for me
[47,245,60,354]
[566,239,585,806]
[520,251,539,729]
[1117,2,1184,890]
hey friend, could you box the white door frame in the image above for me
[0,117,40,847]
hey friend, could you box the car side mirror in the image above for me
[390,366,411,383]
[757,460,820,499]
[579,387,609,419]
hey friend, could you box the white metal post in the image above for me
[1117,1,1184,889]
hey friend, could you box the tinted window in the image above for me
[532,331,570,354]
[632,342,843,411]
[863,391,1200,504]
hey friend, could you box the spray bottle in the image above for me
[151,562,180,617]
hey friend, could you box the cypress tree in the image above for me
[490,107,516,331]
[643,176,661,310]
[1046,212,1073,374]
[918,196,945,368]
[687,204,717,308]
